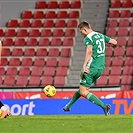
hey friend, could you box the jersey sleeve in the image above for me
[83,37,92,47]
[103,35,110,43]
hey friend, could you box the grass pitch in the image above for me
[0,115,133,133]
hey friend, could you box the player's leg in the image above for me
[0,101,10,119]
[63,90,81,111]
[80,69,110,115]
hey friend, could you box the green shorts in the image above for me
[80,68,104,88]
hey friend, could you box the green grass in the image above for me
[0,115,133,133]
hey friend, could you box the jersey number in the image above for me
[96,39,105,54]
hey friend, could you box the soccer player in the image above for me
[0,41,10,119]
[63,21,117,116]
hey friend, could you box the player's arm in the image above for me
[108,38,117,47]
[83,45,92,73]
[0,40,2,64]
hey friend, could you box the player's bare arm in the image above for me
[108,38,117,47]
[83,45,92,73]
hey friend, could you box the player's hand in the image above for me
[83,65,90,73]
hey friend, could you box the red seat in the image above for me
[47,1,58,8]
[121,85,131,90]
[105,47,113,56]
[102,67,110,76]
[55,20,66,28]
[108,75,120,85]
[16,76,28,86]
[31,67,43,76]
[121,0,133,8]
[60,48,71,57]
[43,67,55,76]
[3,76,15,86]
[124,57,133,66]
[16,29,28,37]
[129,28,133,36]
[0,76,2,84]
[96,76,108,85]
[56,67,68,76]
[34,58,45,67]
[43,20,54,28]
[119,19,130,27]
[64,29,75,37]
[14,38,25,46]
[58,58,70,67]
[120,10,131,18]
[5,29,16,37]
[24,48,35,56]
[117,27,128,36]
[1,48,10,56]
[35,1,47,9]
[53,29,64,37]
[21,58,33,66]
[50,38,62,46]
[68,11,79,18]
[62,38,73,46]
[126,47,133,56]
[110,0,121,8]
[131,19,133,27]
[110,66,122,75]
[46,58,58,67]
[127,37,133,46]
[108,10,119,18]
[38,38,50,46]
[48,48,60,56]
[105,57,112,66]
[114,47,125,56]
[106,28,116,36]
[19,67,30,76]
[59,1,70,8]
[112,57,124,66]
[6,67,18,76]
[19,19,30,28]
[26,38,38,46]
[7,19,18,27]
[45,11,56,18]
[21,10,32,19]
[41,29,52,37]
[31,19,42,27]
[33,11,44,19]
[9,58,20,66]
[57,11,68,18]
[107,20,118,27]
[0,58,8,66]
[29,29,40,37]
[28,76,41,86]
[54,76,65,87]
[121,75,132,85]
[0,67,5,76]
[70,0,81,8]
[2,38,13,46]
[116,37,127,46]
[12,48,23,56]
[67,20,77,28]
[0,29,4,37]
[36,48,47,56]
[41,76,53,86]
[123,66,133,75]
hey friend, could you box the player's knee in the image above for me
[80,89,89,97]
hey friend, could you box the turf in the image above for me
[0,115,133,133]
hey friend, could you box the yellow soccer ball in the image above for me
[0,110,2,117]
[43,85,56,98]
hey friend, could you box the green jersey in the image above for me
[84,31,110,69]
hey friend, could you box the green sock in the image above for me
[86,93,105,109]
[67,90,81,108]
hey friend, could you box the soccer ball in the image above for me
[43,85,56,98]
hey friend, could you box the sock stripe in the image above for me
[86,93,92,99]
